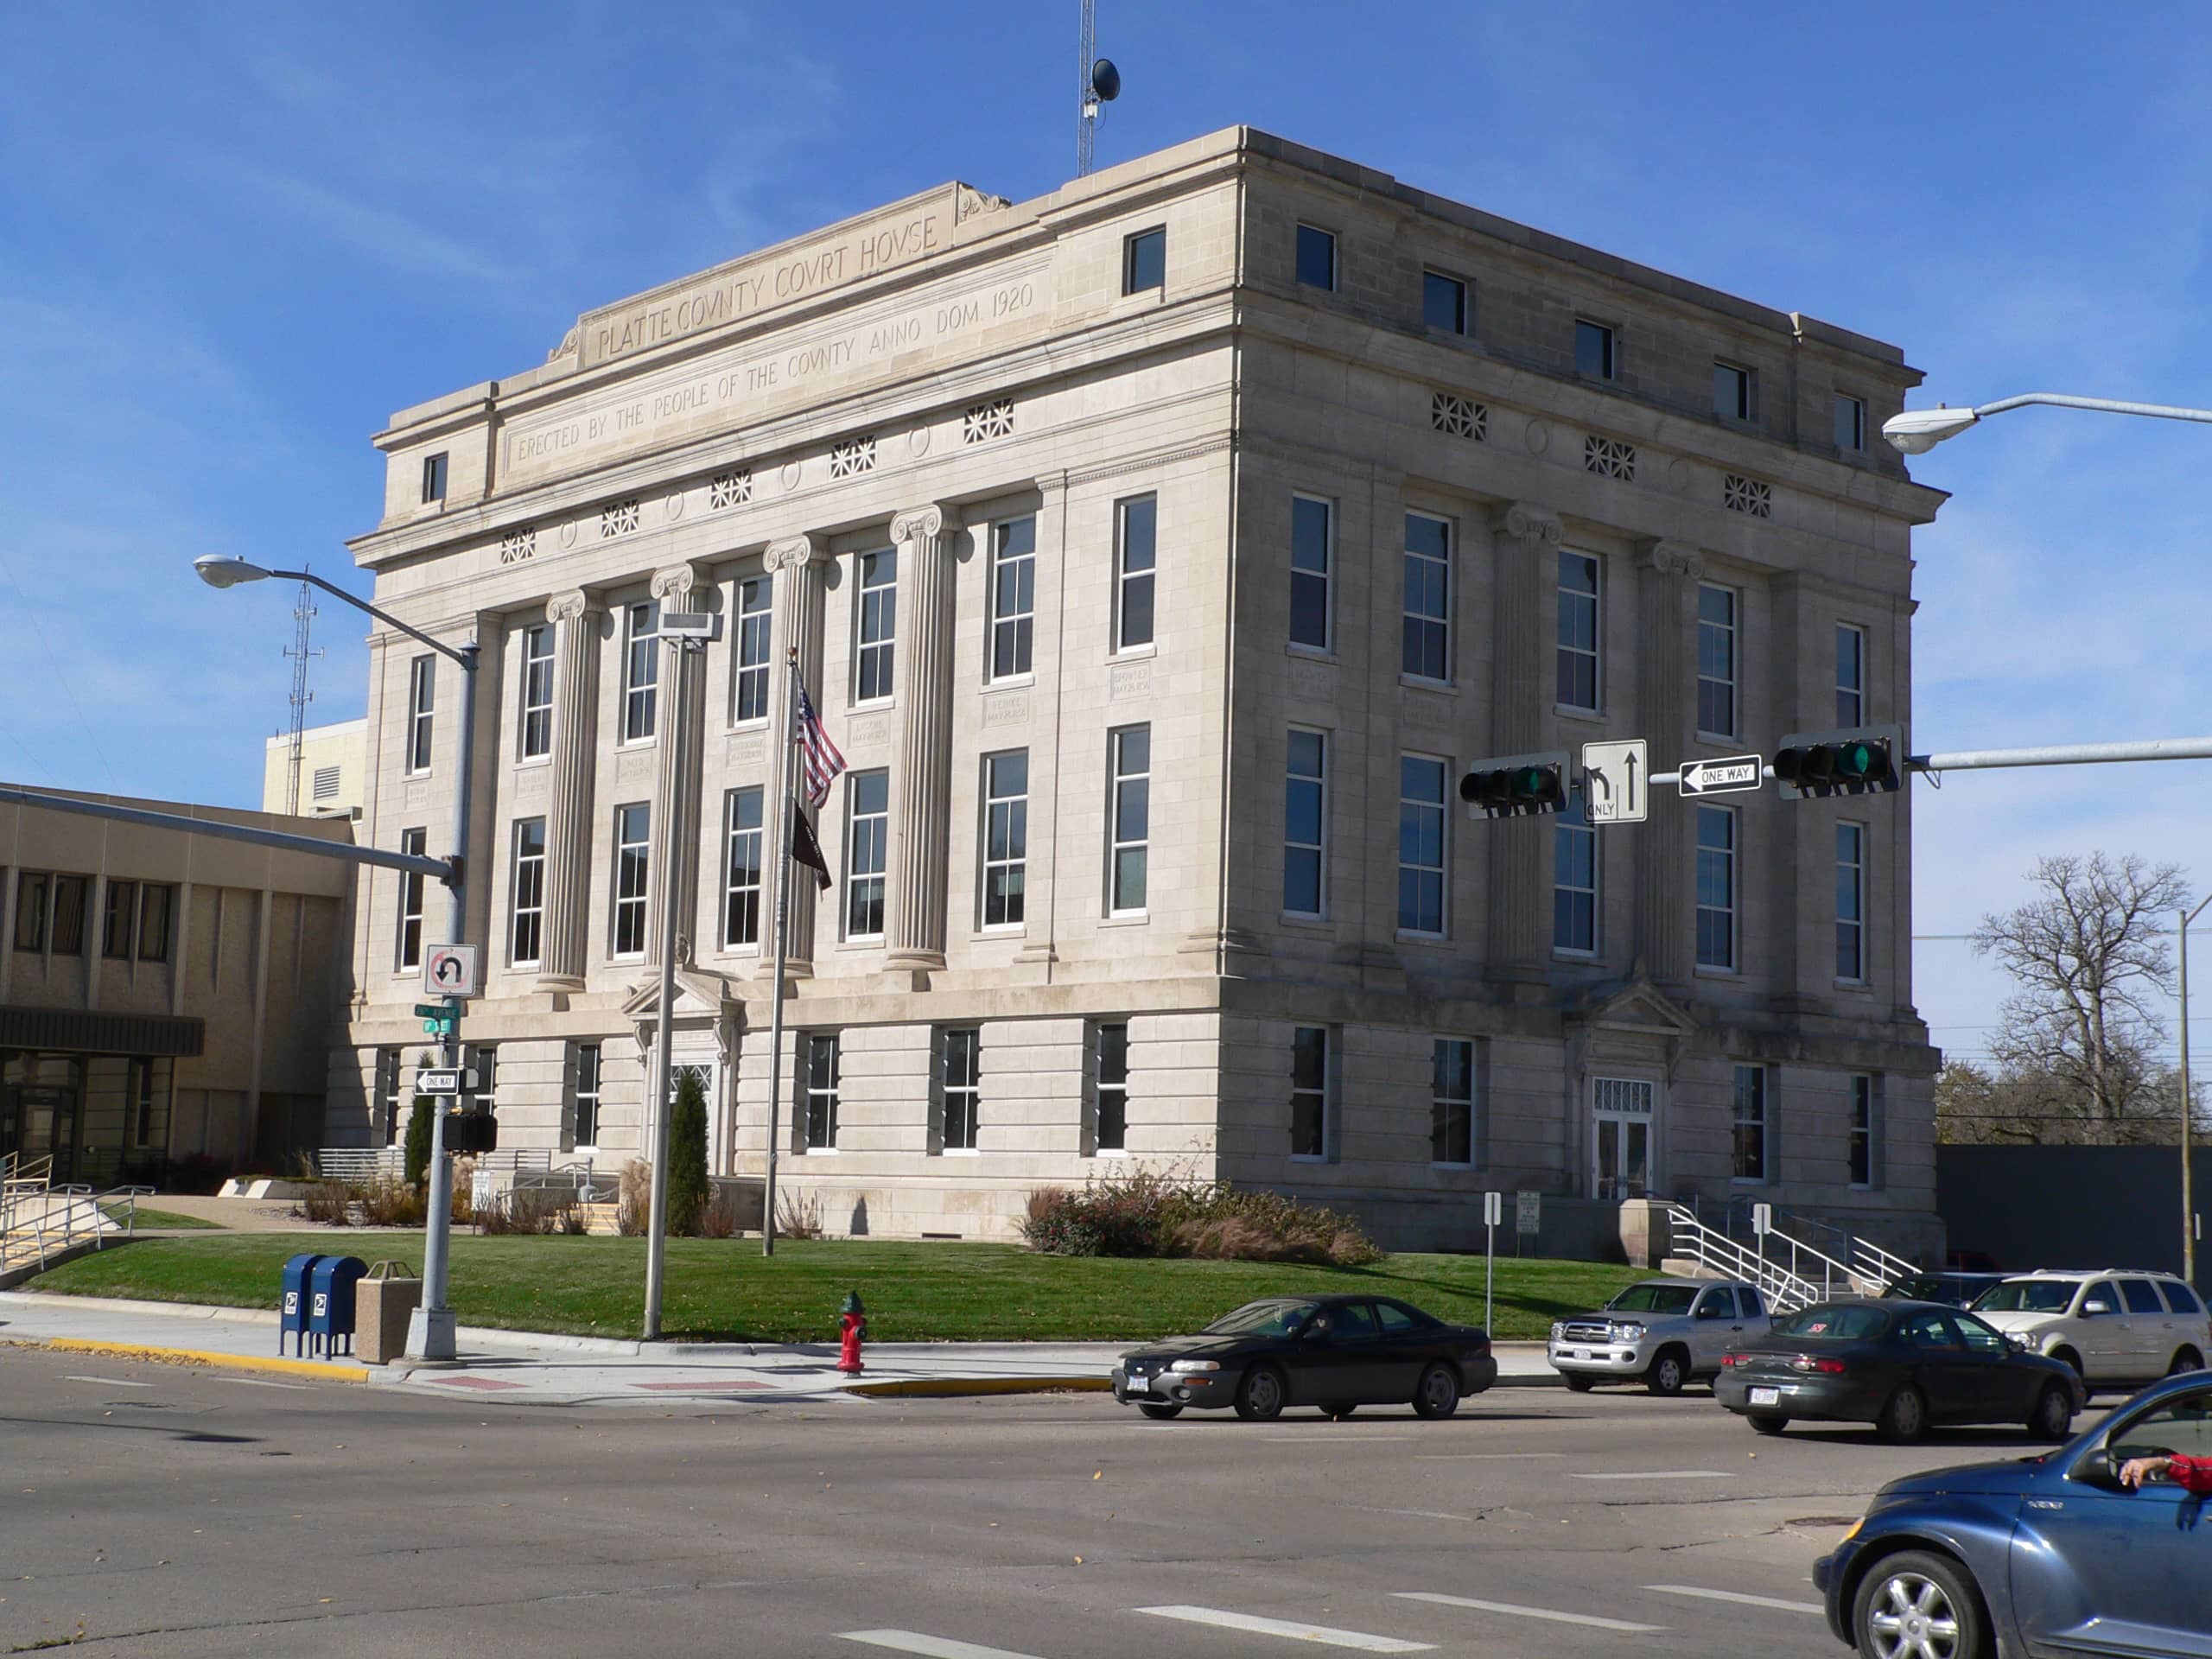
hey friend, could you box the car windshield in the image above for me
[1972,1281,2075,1313]
[1885,1275,1954,1300]
[1202,1300,1319,1338]
[1605,1285,1699,1316]
[1772,1306,1889,1340]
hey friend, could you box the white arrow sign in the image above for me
[1581,739,1649,824]
[1677,754,1765,796]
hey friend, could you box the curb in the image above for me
[849,1376,1116,1398]
[3,1335,368,1385]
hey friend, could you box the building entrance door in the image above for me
[1591,1076,1656,1200]
[19,1084,81,1183]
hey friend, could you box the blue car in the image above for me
[1815,1369,2212,1657]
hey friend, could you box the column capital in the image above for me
[765,534,819,573]
[1492,501,1564,548]
[1640,538,1707,581]
[546,588,601,625]
[650,564,703,603]
[889,504,962,546]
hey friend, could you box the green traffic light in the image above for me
[1835,741,1875,780]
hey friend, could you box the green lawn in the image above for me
[101,1205,224,1230]
[28,1235,1637,1344]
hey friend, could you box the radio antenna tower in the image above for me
[1077,1,1120,176]
[282,569,322,815]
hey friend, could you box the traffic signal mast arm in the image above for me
[1647,734,2212,787]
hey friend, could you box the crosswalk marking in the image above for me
[1394,1592,1666,1633]
[1136,1605,1435,1652]
[1569,1469,1735,1481]
[839,1632,1048,1659]
[1643,1585,1823,1615]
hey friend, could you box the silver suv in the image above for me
[1969,1269,2211,1390]
[1548,1278,1770,1395]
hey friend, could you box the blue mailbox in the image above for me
[307,1255,369,1357]
[279,1252,327,1356]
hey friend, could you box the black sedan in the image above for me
[1880,1270,2007,1309]
[1713,1298,2083,1443]
[1111,1294,1497,1422]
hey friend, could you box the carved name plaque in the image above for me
[845,714,893,750]
[982,690,1031,728]
[1287,658,1337,704]
[726,731,766,767]
[1109,659,1154,701]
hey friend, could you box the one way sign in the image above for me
[1677,754,1765,796]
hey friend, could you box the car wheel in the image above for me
[1877,1384,1929,1445]
[1412,1363,1460,1420]
[1645,1346,1688,1396]
[1852,1548,1988,1659]
[1233,1363,1287,1422]
[1322,1402,1357,1421]
[1562,1372,1597,1393]
[2050,1346,2083,1380]
[1749,1413,1788,1436]
[1136,1402,1184,1421]
[2169,1346,2204,1376]
[2028,1382,2074,1442]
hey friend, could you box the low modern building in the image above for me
[2,790,354,1184]
[326,127,1947,1256]
[262,717,367,820]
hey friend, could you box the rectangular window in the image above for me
[1432,1038,1475,1166]
[1835,393,1866,453]
[518,624,555,760]
[982,750,1027,928]
[104,879,137,959]
[1122,226,1166,293]
[988,518,1036,680]
[1402,512,1451,681]
[378,1048,404,1146]
[1557,550,1601,710]
[406,655,435,773]
[804,1033,840,1150]
[1575,318,1615,379]
[509,817,546,966]
[622,601,659,742]
[397,828,426,970]
[1849,1073,1877,1187]
[1732,1064,1769,1182]
[940,1027,980,1152]
[130,1057,159,1147]
[1095,1022,1129,1153]
[734,576,772,722]
[845,768,889,939]
[855,548,897,702]
[1836,822,1866,982]
[1696,804,1738,971]
[421,451,447,504]
[1836,624,1866,726]
[1554,798,1598,955]
[48,874,86,957]
[1714,360,1751,421]
[613,804,651,958]
[1109,726,1150,915]
[1423,270,1467,334]
[1290,1025,1331,1159]
[722,787,764,950]
[574,1043,603,1148]
[1696,582,1738,738]
[12,872,46,952]
[1295,223,1336,290]
[137,885,172,964]
[1283,728,1327,918]
[1397,754,1447,936]
[1289,494,1332,650]
[1114,495,1156,652]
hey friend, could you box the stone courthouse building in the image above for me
[329,128,1946,1255]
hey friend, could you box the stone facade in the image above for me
[329,128,1946,1257]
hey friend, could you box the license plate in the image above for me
[1749,1387,1780,1407]
[1570,1350,1590,1362]
[1126,1374,1150,1395]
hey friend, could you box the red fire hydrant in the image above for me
[837,1289,868,1375]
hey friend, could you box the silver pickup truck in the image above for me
[1548,1278,1771,1395]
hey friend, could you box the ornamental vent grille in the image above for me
[499,527,537,564]
[829,435,877,478]
[599,499,640,538]
[708,470,753,510]
[963,397,1014,444]
[1431,392,1487,440]
[1723,474,1773,518]
[1584,435,1637,481]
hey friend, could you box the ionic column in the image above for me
[885,504,961,974]
[647,565,708,966]
[765,535,827,977]
[536,589,601,992]
[1486,501,1563,978]
[1634,540,1704,991]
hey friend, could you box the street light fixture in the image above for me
[1884,392,2212,454]
[196,554,480,1360]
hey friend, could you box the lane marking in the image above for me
[1643,1585,1823,1615]
[66,1375,157,1389]
[1569,1470,1735,1481]
[1137,1606,1433,1651]
[1344,1505,1472,1522]
[215,1376,314,1391]
[840,1633,1048,1659]
[1414,1452,1563,1462]
[1259,1433,1415,1444]
[1395,1592,1665,1633]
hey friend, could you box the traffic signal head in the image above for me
[1772,725,1905,800]
[1459,751,1572,818]
[447,1109,499,1156]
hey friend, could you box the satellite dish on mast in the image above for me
[1090,58,1121,102]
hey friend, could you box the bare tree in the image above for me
[1970,854,2188,1143]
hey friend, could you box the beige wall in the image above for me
[261,719,367,818]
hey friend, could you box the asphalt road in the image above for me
[1,1348,2094,1658]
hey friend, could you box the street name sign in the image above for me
[1580,739,1649,824]
[1677,754,1765,797]
[423,944,480,998]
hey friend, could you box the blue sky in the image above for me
[3,2,2207,1064]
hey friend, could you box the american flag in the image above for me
[794,676,847,806]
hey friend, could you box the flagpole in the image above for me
[761,644,801,1258]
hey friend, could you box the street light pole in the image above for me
[1885,392,2212,454]
[2182,897,2211,1287]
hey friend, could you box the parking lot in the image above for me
[0,1345,2112,1658]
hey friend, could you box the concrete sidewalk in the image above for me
[0,1290,1560,1406]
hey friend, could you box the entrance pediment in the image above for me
[1566,977,1698,1039]
[620,965,741,1027]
